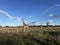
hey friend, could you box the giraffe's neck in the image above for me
[22,19,26,25]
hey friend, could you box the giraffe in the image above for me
[21,18,29,31]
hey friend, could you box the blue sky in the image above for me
[0,0,60,26]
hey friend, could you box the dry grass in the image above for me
[0,27,60,45]
[0,26,60,33]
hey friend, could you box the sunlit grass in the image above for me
[0,27,60,45]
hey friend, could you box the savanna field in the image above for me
[0,26,60,45]
[0,0,60,45]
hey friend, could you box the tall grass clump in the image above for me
[0,30,60,45]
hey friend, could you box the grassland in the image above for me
[0,26,60,33]
[0,26,60,45]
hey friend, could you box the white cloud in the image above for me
[56,4,60,6]
[0,10,21,21]
[48,14,59,18]
[48,14,54,17]
[42,6,54,15]
[26,16,32,18]
[35,22,40,24]
[0,10,13,19]
[34,22,40,26]
[48,20,53,23]
[30,21,40,25]
[13,16,22,21]
[42,4,60,15]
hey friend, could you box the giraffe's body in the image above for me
[21,18,29,31]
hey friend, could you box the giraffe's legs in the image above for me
[24,25,29,31]
[27,26,29,31]
[24,26,26,31]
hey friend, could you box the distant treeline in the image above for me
[0,25,60,28]
[29,25,60,27]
